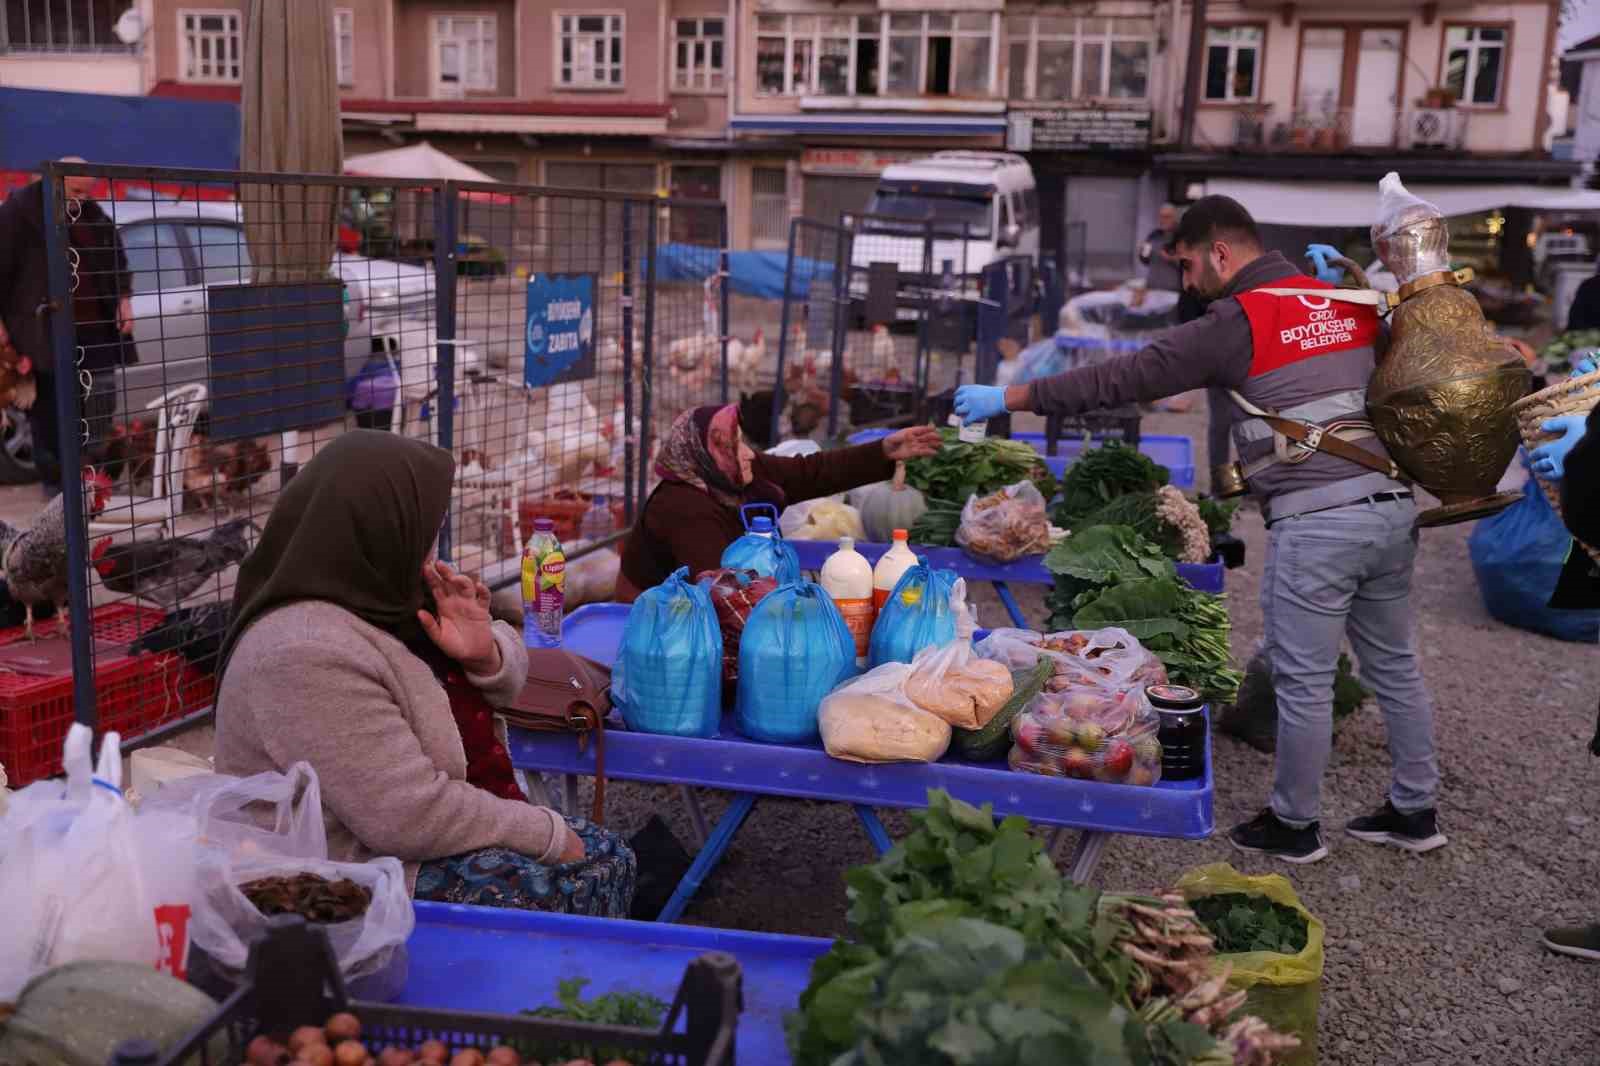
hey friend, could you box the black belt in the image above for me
[1267,490,1413,527]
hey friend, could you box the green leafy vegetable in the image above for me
[1069,577,1190,642]
[1044,524,1174,586]
[1196,497,1239,538]
[1053,442,1169,529]
[908,497,963,547]
[523,977,668,1061]
[904,428,1058,508]
[1334,652,1371,720]
[1192,893,1310,956]
[1539,329,1600,374]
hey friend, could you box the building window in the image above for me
[433,14,496,96]
[334,8,354,87]
[1203,25,1263,103]
[756,11,996,97]
[751,167,789,246]
[0,0,133,53]
[672,17,723,91]
[1005,15,1155,101]
[1444,25,1507,107]
[180,9,241,83]
[558,12,623,88]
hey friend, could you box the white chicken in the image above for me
[727,328,766,393]
[521,382,611,487]
[869,324,903,383]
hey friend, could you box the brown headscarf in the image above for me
[218,430,455,679]
[655,404,783,512]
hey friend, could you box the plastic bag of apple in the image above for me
[1007,685,1164,786]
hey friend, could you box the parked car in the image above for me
[111,199,434,418]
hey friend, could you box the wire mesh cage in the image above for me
[22,160,731,757]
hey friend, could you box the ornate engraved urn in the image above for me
[1365,174,1530,527]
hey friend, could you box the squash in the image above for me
[852,462,927,543]
[0,961,228,1066]
[953,658,1053,762]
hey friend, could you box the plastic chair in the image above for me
[89,382,208,539]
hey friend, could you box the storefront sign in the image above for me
[524,272,597,387]
[1006,108,1152,152]
[801,147,924,176]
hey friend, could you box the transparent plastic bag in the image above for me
[867,564,961,668]
[614,566,724,737]
[698,567,781,685]
[0,727,158,999]
[904,638,1016,730]
[736,580,858,742]
[1371,171,1449,286]
[1007,686,1163,786]
[192,852,413,988]
[956,480,1052,563]
[779,497,866,542]
[137,762,329,864]
[819,663,952,764]
[974,627,1167,694]
[1175,863,1326,1066]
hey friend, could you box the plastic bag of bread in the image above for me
[904,639,1015,730]
[819,663,952,764]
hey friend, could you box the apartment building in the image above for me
[0,0,1579,269]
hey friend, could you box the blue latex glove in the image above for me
[953,384,1008,425]
[1305,244,1344,285]
[1571,354,1597,378]
[1529,415,1588,480]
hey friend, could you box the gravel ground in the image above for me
[31,399,1598,1064]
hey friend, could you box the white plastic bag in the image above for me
[956,481,1052,563]
[819,662,952,764]
[903,639,1016,730]
[974,627,1167,697]
[780,497,867,542]
[0,726,159,999]
[131,806,204,981]
[192,852,413,984]
[138,762,329,864]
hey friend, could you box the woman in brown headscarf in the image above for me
[216,430,634,916]
[617,404,941,600]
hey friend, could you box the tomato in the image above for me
[1044,717,1078,748]
[1133,735,1162,765]
[1128,765,1158,787]
[1075,722,1105,752]
[1102,739,1134,778]
[1062,748,1095,779]
[1015,716,1047,753]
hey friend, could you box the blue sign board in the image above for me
[524,272,597,388]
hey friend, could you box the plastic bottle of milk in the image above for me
[872,529,918,612]
[822,536,875,664]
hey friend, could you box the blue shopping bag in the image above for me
[720,502,800,584]
[613,567,724,736]
[868,563,959,668]
[1469,473,1600,643]
[735,580,857,743]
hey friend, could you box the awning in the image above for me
[345,141,499,182]
[0,86,239,171]
[1203,177,1600,227]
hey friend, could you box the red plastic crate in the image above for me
[0,604,216,786]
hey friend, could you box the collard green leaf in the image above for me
[1070,579,1192,641]
[1043,525,1175,585]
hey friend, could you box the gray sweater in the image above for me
[215,601,572,890]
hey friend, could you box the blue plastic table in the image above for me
[518,608,1216,923]
[400,900,830,1064]
[788,539,1224,629]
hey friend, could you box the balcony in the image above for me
[1230,105,1468,153]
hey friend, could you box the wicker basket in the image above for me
[1511,368,1600,563]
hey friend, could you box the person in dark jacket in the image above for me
[956,196,1443,866]
[1529,357,1600,960]
[1565,274,1600,332]
[0,161,134,493]
[616,405,940,600]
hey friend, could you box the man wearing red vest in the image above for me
[956,196,1443,864]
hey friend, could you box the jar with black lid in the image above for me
[1146,684,1206,781]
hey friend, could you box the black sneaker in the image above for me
[1344,800,1448,853]
[1228,808,1329,864]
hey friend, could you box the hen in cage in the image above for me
[93,516,254,609]
[103,417,156,486]
[0,467,113,641]
[180,411,273,512]
[0,333,37,413]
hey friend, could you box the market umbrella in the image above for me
[239,0,341,284]
[345,141,498,184]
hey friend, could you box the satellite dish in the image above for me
[113,8,144,46]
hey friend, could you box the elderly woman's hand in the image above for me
[882,424,943,462]
[418,561,500,675]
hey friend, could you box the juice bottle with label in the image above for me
[872,529,917,612]
[821,536,875,663]
[522,517,566,648]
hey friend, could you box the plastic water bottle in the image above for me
[522,517,565,648]
[749,515,775,537]
[580,494,614,542]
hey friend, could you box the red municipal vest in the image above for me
[1234,275,1381,378]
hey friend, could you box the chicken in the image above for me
[521,383,610,486]
[93,516,253,608]
[180,416,273,512]
[727,328,766,394]
[0,467,114,641]
[129,601,231,675]
[666,332,717,373]
[103,417,156,485]
[0,333,37,413]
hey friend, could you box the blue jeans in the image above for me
[1263,496,1439,826]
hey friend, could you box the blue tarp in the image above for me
[0,87,240,172]
[653,242,835,301]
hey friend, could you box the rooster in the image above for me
[92,517,253,609]
[0,467,114,641]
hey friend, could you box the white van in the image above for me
[848,151,1039,321]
